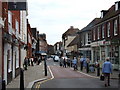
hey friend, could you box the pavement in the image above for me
[6,61,52,89]
[6,61,119,89]
[76,65,119,79]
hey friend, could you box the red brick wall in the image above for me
[11,11,20,33]
[0,0,2,17]
[2,2,8,32]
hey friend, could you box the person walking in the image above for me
[72,57,78,70]
[24,57,28,70]
[80,56,84,71]
[86,57,90,73]
[63,57,67,68]
[31,57,34,66]
[102,57,112,87]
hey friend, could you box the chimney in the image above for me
[70,26,74,29]
[115,1,120,11]
[101,10,108,18]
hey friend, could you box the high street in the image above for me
[33,58,119,89]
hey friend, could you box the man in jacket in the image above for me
[72,57,78,70]
[102,57,112,87]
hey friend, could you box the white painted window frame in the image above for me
[107,22,110,37]
[114,19,118,36]
[102,25,105,38]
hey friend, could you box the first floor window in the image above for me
[107,22,110,37]
[102,25,105,38]
[114,19,118,36]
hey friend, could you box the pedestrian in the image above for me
[102,57,112,87]
[89,64,95,73]
[28,57,30,66]
[34,57,37,64]
[67,58,71,67]
[86,57,90,73]
[72,57,78,70]
[59,56,63,67]
[24,57,28,70]
[80,56,84,71]
[83,57,87,68]
[62,56,67,68]
[31,57,34,66]
[95,60,100,76]
[38,57,41,65]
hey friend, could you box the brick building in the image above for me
[2,2,28,84]
[0,0,4,82]
[91,1,120,70]
[27,19,32,58]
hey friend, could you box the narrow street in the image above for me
[33,59,119,89]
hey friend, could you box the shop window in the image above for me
[15,51,19,68]
[101,46,105,61]
[7,50,12,72]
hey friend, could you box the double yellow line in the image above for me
[35,66,54,88]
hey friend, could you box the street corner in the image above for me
[31,66,54,89]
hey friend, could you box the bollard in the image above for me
[86,63,89,73]
[97,64,100,76]
[2,80,6,90]
[44,59,47,76]
[20,68,24,90]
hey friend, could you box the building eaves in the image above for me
[78,18,101,33]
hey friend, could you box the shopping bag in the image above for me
[100,74,104,81]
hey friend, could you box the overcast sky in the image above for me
[27,0,116,45]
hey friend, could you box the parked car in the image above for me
[53,56,60,62]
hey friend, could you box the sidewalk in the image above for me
[6,62,52,88]
[77,65,119,79]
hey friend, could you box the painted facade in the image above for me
[62,26,79,55]
[2,2,28,84]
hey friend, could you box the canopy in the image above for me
[35,51,47,56]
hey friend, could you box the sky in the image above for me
[27,0,117,45]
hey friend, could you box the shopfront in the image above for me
[105,40,120,70]
[91,40,106,67]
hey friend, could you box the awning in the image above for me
[35,51,47,56]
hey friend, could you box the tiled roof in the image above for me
[67,35,79,47]
[78,18,101,33]
[62,26,79,38]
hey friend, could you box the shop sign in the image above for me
[98,41,105,46]
[104,41,111,45]
[91,42,98,47]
